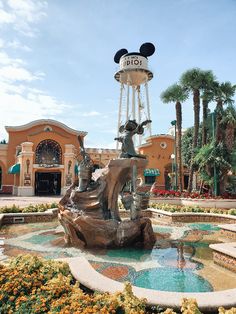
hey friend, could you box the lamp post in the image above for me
[171,153,175,190]
[171,120,178,190]
[210,111,218,196]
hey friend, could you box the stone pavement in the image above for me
[0,195,61,208]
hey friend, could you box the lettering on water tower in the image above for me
[120,55,148,71]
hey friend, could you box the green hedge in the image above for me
[0,202,58,214]
[150,203,236,216]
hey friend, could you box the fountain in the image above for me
[58,121,155,249]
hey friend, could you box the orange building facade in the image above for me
[138,134,176,189]
[0,120,119,196]
[0,119,183,196]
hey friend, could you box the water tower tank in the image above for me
[114,43,156,147]
[114,52,153,86]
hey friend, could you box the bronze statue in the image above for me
[114,119,151,158]
[58,130,155,249]
[76,136,94,192]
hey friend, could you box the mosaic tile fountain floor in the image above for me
[1,219,236,292]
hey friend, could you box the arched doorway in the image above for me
[35,139,62,195]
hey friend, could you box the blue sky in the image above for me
[0,0,235,148]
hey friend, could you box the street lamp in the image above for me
[171,153,175,190]
[171,120,178,190]
[210,111,218,196]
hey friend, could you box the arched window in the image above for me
[35,139,62,165]
[0,166,2,189]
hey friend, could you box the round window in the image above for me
[160,142,167,149]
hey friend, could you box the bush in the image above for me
[149,203,232,215]
[0,255,146,314]
[229,209,236,216]
[0,204,20,213]
[0,255,235,314]
[0,203,58,214]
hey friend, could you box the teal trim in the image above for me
[144,168,160,177]
[8,163,20,174]
[74,164,78,175]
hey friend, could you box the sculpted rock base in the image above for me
[59,158,156,249]
[59,212,155,249]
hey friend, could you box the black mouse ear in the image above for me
[114,48,128,63]
[139,43,155,57]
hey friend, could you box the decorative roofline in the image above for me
[145,134,174,141]
[5,119,87,137]
[86,148,120,154]
[138,134,174,148]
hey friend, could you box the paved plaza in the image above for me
[0,195,61,208]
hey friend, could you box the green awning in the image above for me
[8,163,20,174]
[144,168,160,177]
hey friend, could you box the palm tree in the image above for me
[212,81,236,143]
[201,70,215,145]
[194,141,231,194]
[221,104,236,152]
[180,68,206,192]
[161,84,188,191]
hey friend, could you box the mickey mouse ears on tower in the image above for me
[140,42,155,57]
[114,49,128,64]
[114,42,156,63]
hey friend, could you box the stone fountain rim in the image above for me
[62,256,236,313]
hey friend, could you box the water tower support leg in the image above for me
[132,86,136,120]
[126,85,130,120]
[137,86,142,145]
[145,82,152,136]
[116,83,124,149]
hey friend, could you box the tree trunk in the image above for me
[188,89,200,192]
[176,101,183,191]
[202,99,208,145]
[225,124,234,151]
[216,100,223,143]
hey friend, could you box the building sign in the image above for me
[38,164,60,168]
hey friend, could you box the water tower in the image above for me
[114,42,155,147]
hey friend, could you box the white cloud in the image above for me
[0,8,14,24]
[0,81,26,94]
[7,39,32,51]
[0,0,47,37]
[82,111,101,117]
[0,0,73,142]
[7,0,47,22]
[0,65,39,82]
[0,88,71,140]
[0,38,4,47]
[84,136,117,149]
[0,51,24,66]
[0,51,43,82]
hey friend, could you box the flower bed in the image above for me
[0,255,235,314]
[0,202,58,214]
[151,189,236,199]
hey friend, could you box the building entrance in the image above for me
[35,172,61,195]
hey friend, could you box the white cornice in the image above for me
[144,134,174,141]
[138,134,174,148]
[5,119,87,137]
